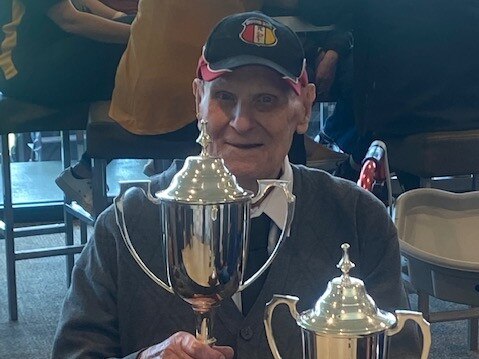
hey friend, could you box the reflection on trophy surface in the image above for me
[165,201,248,310]
[114,120,295,344]
[264,243,432,359]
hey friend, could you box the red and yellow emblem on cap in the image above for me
[239,18,277,47]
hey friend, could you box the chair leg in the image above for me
[61,131,76,285]
[417,290,430,321]
[468,308,479,351]
[2,134,18,321]
[80,222,88,244]
[91,158,109,217]
[75,130,85,159]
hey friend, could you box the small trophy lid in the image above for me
[157,120,253,204]
[297,243,397,336]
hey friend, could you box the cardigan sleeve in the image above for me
[51,211,139,359]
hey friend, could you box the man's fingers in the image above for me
[180,334,230,359]
[213,345,234,359]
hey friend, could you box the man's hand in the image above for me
[315,50,339,101]
[138,332,234,359]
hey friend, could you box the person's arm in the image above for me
[47,0,130,43]
[297,0,352,98]
[355,191,422,358]
[51,211,133,358]
[313,49,339,98]
[82,0,126,20]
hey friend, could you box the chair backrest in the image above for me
[384,129,479,179]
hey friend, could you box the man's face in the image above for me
[194,65,315,190]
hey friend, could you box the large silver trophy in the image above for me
[264,243,432,359]
[114,120,295,344]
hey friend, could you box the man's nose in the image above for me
[230,101,255,132]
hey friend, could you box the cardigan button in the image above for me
[240,326,254,341]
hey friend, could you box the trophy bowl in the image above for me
[114,120,295,344]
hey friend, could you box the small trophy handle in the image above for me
[387,310,431,359]
[264,295,300,359]
[238,180,295,291]
[113,180,174,294]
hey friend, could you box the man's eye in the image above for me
[215,91,234,102]
[257,95,277,105]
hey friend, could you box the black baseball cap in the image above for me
[197,11,308,95]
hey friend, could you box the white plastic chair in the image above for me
[395,188,479,351]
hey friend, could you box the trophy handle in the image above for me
[264,295,300,359]
[113,180,174,294]
[387,310,431,359]
[238,179,295,291]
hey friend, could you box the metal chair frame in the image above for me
[1,96,87,321]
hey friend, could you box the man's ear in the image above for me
[296,83,316,134]
[192,78,204,119]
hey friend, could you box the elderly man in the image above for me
[52,12,419,359]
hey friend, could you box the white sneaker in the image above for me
[55,168,93,213]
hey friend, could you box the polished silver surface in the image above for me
[162,200,249,311]
[298,243,396,335]
[302,329,386,359]
[264,243,432,359]
[114,120,296,345]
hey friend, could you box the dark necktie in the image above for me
[242,213,271,316]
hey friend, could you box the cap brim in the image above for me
[207,55,299,82]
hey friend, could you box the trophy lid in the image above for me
[156,120,253,204]
[297,243,397,336]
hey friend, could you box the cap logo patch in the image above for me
[239,18,277,47]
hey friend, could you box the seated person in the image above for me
[55,0,261,213]
[0,0,132,213]
[353,0,479,189]
[294,0,360,179]
[0,0,130,105]
[52,12,419,359]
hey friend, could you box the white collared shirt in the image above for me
[234,156,294,311]
[251,156,293,254]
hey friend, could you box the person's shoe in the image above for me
[55,168,93,213]
[333,157,361,182]
[306,141,349,172]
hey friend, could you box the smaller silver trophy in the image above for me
[114,120,295,344]
[264,243,432,359]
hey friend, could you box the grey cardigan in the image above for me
[52,163,420,358]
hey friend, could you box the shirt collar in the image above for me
[251,156,293,231]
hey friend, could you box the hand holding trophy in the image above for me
[114,120,295,345]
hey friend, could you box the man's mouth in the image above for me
[228,143,262,149]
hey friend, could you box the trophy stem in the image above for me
[194,308,216,346]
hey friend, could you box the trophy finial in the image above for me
[337,243,355,281]
[196,119,212,157]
